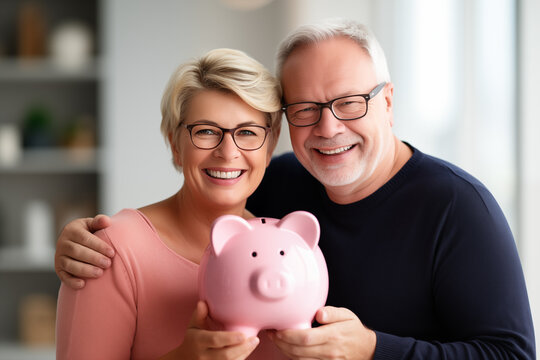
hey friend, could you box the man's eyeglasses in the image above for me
[282,82,387,127]
[180,123,271,151]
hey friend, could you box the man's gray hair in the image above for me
[276,18,391,83]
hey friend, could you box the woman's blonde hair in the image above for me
[161,48,282,170]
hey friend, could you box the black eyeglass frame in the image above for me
[180,123,272,151]
[281,82,387,127]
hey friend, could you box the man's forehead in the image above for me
[281,38,372,78]
[280,41,377,103]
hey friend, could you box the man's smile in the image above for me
[316,144,355,155]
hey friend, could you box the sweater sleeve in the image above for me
[56,228,137,360]
[372,178,535,359]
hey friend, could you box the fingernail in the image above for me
[94,268,103,277]
[100,258,111,268]
[320,309,327,322]
[249,337,260,346]
[106,248,115,257]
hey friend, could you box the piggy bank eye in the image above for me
[279,250,285,256]
[251,251,258,257]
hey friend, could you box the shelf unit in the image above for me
[0,0,101,357]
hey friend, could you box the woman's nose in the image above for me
[213,133,240,159]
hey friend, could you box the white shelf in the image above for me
[0,343,55,360]
[0,247,55,272]
[0,58,101,82]
[0,148,99,174]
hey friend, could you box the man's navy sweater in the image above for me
[247,145,535,359]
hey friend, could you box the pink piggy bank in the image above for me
[198,211,329,337]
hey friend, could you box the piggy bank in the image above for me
[198,211,328,337]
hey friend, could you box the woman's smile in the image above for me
[204,168,244,180]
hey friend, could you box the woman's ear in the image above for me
[168,132,182,167]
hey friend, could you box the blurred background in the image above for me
[0,0,538,358]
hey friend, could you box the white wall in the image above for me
[101,0,289,213]
[101,0,195,213]
[519,0,540,352]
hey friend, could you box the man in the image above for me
[55,19,535,359]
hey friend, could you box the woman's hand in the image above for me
[160,301,260,360]
[55,215,115,289]
[269,306,376,360]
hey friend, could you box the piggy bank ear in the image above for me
[211,215,252,256]
[277,211,320,249]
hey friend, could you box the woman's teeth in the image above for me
[318,145,353,155]
[206,170,242,179]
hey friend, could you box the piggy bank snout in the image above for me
[250,268,293,300]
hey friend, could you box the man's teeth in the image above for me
[318,145,353,155]
[206,170,242,179]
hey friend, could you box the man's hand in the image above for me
[160,301,260,360]
[270,306,376,360]
[55,215,114,289]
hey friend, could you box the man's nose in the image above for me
[313,106,345,138]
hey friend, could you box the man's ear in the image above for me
[384,83,395,126]
[168,132,182,167]
[384,83,394,111]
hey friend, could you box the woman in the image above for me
[56,48,287,359]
